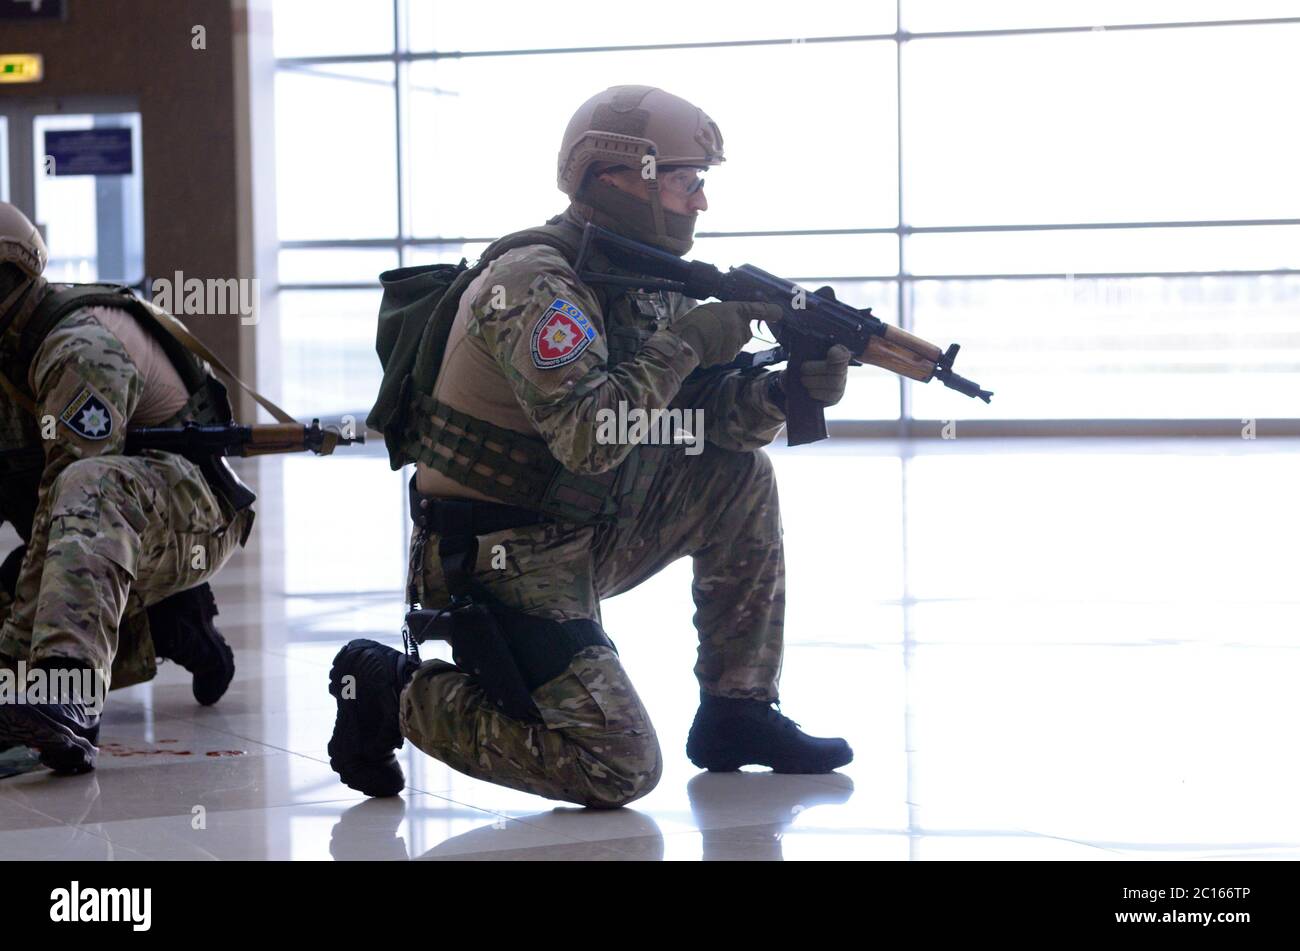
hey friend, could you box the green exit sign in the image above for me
[0,54,44,83]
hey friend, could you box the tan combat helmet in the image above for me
[0,202,47,280]
[0,202,50,339]
[558,85,725,255]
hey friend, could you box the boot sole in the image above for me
[0,704,97,774]
[326,641,405,798]
[687,741,854,775]
[686,743,744,773]
[771,750,853,774]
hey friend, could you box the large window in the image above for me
[271,1,1300,427]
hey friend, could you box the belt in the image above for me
[408,476,548,535]
[407,476,549,603]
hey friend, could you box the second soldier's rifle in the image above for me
[573,222,993,446]
[0,420,363,512]
[123,419,363,509]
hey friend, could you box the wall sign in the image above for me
[0,0,68,20]
[44,128,135,176]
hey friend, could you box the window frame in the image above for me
[271,2,1300,436]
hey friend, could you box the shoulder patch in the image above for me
[59,385,114,441]
[530,298,597,369]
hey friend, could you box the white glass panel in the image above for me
[907,225,1300,276]
[904,0,1299,32]
[904,25,1300,225]
[407,41,897,237]
[693,233,897,279]
[272,0,394,57]
[406,0,896,52]
[33,113,144,284]
[275,63,397,240]
[281,454,407,595]
[404,242,489,267]
[279,288,385,415]
[908,276,1300,419]
[279,248,398,284]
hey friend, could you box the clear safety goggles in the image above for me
[657,167,707,196]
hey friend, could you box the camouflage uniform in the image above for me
[401,227,789,807]
[0,310,250,696]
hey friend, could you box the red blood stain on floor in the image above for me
[100,743,192,757]
[99,742,247,758]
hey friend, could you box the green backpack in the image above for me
[367,227,578,470]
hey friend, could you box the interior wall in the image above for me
[0,0,248,383]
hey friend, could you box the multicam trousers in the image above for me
[400,442,785,807]
[0,452,250,695]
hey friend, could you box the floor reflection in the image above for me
[0,437,1297,860]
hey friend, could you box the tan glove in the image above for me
[789,344,853,406]
[670,301,781,368]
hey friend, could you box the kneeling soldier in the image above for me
[0,202,251,773]
[331,87,853,807]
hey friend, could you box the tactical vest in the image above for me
[0,283,235,539]
[375,215,677,526]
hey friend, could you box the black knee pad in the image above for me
[406,599,614,724]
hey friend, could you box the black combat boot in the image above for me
[0,657,101,774]
[686,692,853,774]
[327,639,420,798]
[148,583,235,706]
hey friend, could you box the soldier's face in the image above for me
[599,167,709,216]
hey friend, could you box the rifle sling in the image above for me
[137,300,296,424]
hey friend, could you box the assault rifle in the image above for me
[0,420,362,511]
[573,222,993,446]
[124,419,362,508]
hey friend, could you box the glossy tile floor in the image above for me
[1,436,1297,860]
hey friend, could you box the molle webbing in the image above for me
[408,393,621,524]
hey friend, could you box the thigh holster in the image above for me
[404,480,615,723]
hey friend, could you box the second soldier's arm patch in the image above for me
[530,298,597,369]
[59,384,115,441]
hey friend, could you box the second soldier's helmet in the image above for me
[0,201,49,338]
[0,202,48,282]
[557,85,725,255]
